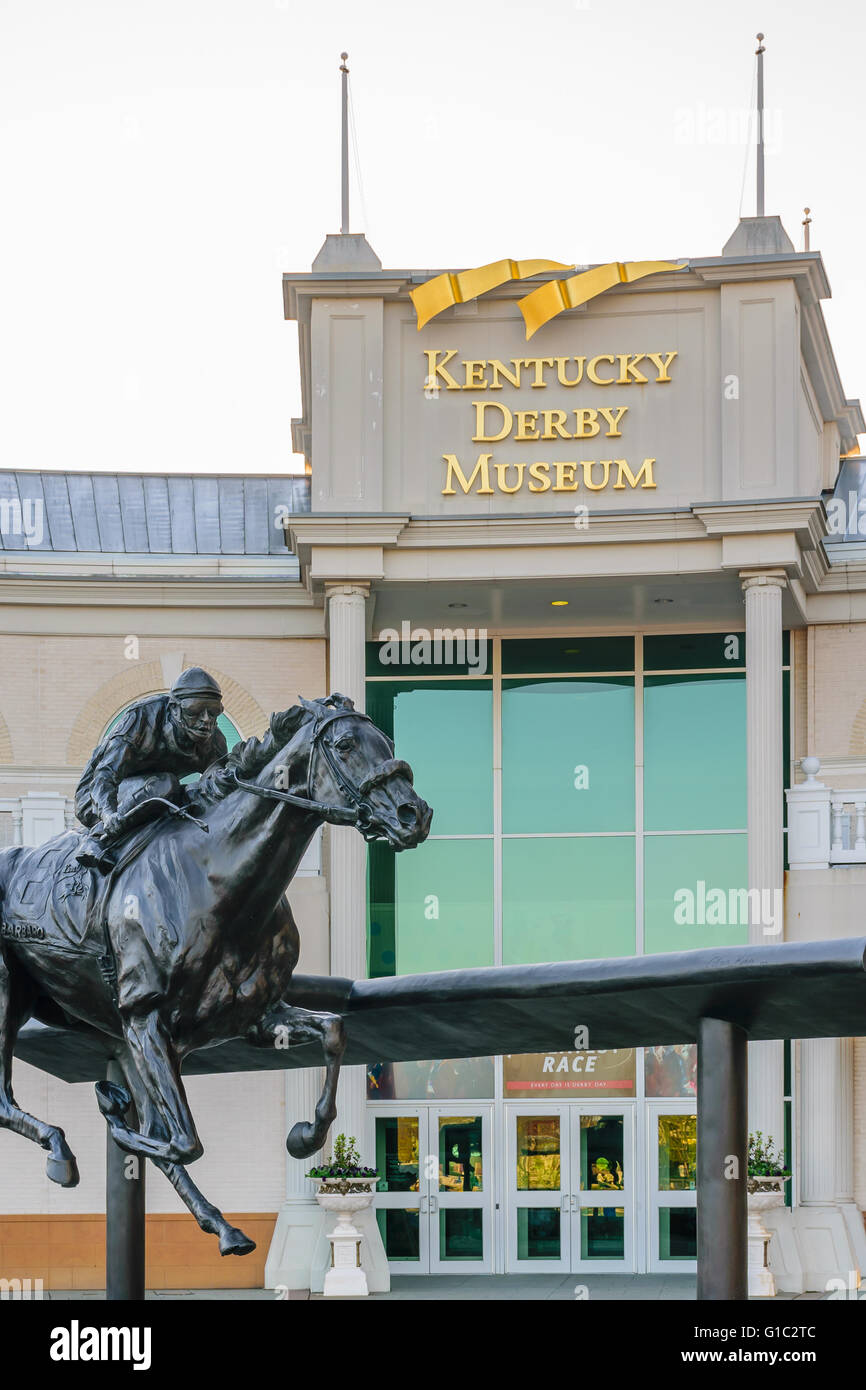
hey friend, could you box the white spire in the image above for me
[311,52,381,272]
[756,33,766,217]
[340,52,349,234]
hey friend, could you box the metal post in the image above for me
[697,1016,748,1300]
[755,33,765,217]
[105,1059,146,1301]
[340,52,350,234]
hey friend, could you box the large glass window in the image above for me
[366,680,492,836]
[367,634,782,973]
[502,679,634,833]
[644,833,749,953]
[644,674,746,832]
[503,836,635,964]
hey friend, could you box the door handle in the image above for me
[429,1195,438,1213]
[561,1194,570,1212]
[419,1196,428,1214]
[570,1194,579,1211]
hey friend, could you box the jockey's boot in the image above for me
[74,833,117,873]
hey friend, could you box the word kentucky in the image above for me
[424,350,678,391]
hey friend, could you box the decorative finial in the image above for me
[340,51,348,69]
[802,207,812,251]
[756,31,765,51]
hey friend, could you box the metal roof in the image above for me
[0,471,309,556]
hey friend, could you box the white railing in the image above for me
[786,759,866,868]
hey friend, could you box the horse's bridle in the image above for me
[232,707,414,830]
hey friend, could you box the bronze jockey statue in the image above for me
[74,667,228,871]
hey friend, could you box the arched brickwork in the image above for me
[66,662,267,765]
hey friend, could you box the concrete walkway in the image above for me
[44,1273,820,1300]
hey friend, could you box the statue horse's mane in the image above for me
[193,694,353,807]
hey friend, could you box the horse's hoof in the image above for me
[286,1121,318,1159]
[219,1226,256,1257]
[47,1154,80,1188]
[95,1079,130,1119]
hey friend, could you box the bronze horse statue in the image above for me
[0,694,431,1256]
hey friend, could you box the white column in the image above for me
[791,1035,866,1289]
[741,571,786,1148]
[21,792,68,846]
[855,1039,866,1212]
[800,1039,854,1205]
[264,1067,325,1292]
[326,583,370,1161]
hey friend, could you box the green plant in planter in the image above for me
[306,1133,379,1180]
[748,1131,790,1179]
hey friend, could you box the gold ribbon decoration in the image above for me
[410,258,572,331]
[518,260,687,340]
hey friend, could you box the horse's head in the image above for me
[298,695,432,850]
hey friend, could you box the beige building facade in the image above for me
[2,211,866,1291]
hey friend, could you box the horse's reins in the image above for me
[232,708,413,827]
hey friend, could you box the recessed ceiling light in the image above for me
[448,602,468,609]
[653,598,674,604]
[551,599,569,607]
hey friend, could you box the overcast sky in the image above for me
[2,0,864,475]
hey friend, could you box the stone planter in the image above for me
[314,1177,378,1297]
[747,1176,786,1297]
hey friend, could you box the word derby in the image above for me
[423,347,678,498]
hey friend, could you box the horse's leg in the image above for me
[94,1012,203,1164]
[248,1004,346,1158]
[0,945,79,1187]
[107,1043,256,1256]
[151,1159,256,1257]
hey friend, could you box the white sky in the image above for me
[2,0,864,475]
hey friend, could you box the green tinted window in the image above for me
[502,636,635,674]
[502,679,635,833]
[644,633,745,670]
[503,837,635,964]
[644,675,746,830]
[366,681,492,835]
[394,839,494,975]
[644,630,789,669]
[366,637,492,678]
[644,833,749,954]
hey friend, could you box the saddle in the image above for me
[0,816,176,998]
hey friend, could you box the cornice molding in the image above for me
[0,575,317,610]
[692,499,827,549]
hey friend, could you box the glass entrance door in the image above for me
[371,1107,493,1273]
[505,1105,634,1272]
[646,1101,697,1272]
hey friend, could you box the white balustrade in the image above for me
[787,759,866,867]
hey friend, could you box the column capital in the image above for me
[324,582,371,602]
[739,568,788,593]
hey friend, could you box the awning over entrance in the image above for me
[16,935,866,1083]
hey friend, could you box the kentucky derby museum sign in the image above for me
[425,346,677,497]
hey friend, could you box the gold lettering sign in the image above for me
[424,346,679,498]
